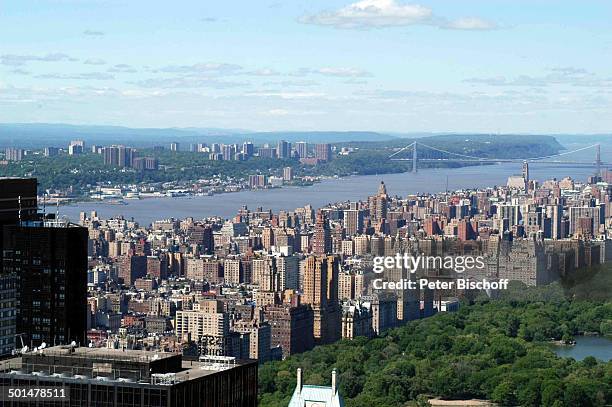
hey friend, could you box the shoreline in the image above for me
[45,162,492,207]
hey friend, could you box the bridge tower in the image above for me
[595,143,602,178]
[412,142,418,173]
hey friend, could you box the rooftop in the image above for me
[0,346,254,386]
[38,345,178,362]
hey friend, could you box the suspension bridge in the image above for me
[388,142,608,174]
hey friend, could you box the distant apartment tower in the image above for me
[314,143,332,162]
[249,174,267,188]
[257,147,276,158]
[283,166,294,181]
[242,141,254,157]
[102,145,135,167]
[277,140,291,159]
[68,140,85,155]
[170,141,179,151]
[295,141,308,159]
[132,156,159,171]
[5,147,24,161]
[222,144,236,160]
[43,147,59,157]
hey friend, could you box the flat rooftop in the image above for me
[0,347,254,386]
[35,345,178,362]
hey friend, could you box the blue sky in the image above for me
[1,0,611,133]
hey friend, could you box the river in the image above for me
[551,336,612,361]
[59,140,612,224]
[58,160,602,225]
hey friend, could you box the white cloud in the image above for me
[108,64,137,73]
[316,67,372,77]
[464,67,612,88]
[158,63,242,75]
[83,30,105,36]
[300,0,432,29]
[247,68,282,76]
[443,17,498,31]
[0,53,77,66]
[130,77,247,89]
[84,58,107,65]
[263,108,290,116]
[35,72,115,80]
[261,108,325,116]
[291,67,372,78]
[300,0,497,31]
[246,90,326,100]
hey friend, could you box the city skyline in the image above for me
[1,3,610,406]
[2,0,612,134]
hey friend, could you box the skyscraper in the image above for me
[0,178,87,353]
[343,209,363,236]
[264,300,314,358]
[0,178,38,226]
[2,221,88,348]
[68,140,84,155]
[242,141,254,157]
[547,204,563,239]
[222,144,236,160]
[368,181,388,225]
[4,148,24,161]
[312,210,331,255]
[522,161,530,185]
[0,178,38,356]
[277,140,290,159]
[314,143,332,162]
[302,255,341,345]
[283,166,294,181]
[102,145,135,167]
[295,141,308,159]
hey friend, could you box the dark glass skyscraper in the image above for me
[0,177,88,354]
[2,222,88,348]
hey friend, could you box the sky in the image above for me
[1,0,612,134]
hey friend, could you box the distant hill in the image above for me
[240,131,396,144]
[338,133,565,158]
[0,123,397,148]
